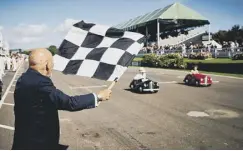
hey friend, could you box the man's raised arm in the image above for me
[38,78,111,111]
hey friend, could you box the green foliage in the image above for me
[142,54,160,67]
[141,53,186,69]
[22,50,30,55]
[47,45,58,56]
[213,25,243,44]
[189,52,212,60]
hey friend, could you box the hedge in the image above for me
[133,57,243,74]
[188,52,212,60]
[141,53,186,69]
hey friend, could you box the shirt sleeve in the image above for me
[38,78,99,111]
[92,93,100,107]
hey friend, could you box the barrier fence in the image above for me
[138,47,243,58]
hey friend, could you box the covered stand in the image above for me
[113,2,210,47]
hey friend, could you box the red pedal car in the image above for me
[184,73,213,86]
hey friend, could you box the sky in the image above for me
[0,0,243,49]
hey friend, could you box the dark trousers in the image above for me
[0,80,3,99]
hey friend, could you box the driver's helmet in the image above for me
[139,67,146,73]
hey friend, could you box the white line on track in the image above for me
[158,81,178,84]
[0,61,24,109]
[3,103,14,106]
[70,85,107,89]
[60,118,71,122]
[0,124,14,130]
[155,73,164,75]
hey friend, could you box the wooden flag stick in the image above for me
[108,77,118,90]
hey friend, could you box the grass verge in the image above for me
[184,58,243,64]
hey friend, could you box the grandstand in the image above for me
[159,26,208,46]
[113,2,211,47]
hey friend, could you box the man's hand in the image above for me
[97,89,112,101]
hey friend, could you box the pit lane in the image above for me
[0,62,243,149]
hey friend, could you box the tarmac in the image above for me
[0,62,243,149]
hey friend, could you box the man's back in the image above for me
[12,48,112,150]
[13,68,60,149]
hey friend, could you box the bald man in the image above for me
[12,48,111,150]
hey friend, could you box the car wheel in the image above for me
[138,87,143,93]
[195,81,200,86]
[185,79,189,85]
[130,84,134,89]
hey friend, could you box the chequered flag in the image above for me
[53,20,145,81]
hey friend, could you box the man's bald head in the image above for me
[29,48,53,77]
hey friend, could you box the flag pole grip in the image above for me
[108,77,118,90]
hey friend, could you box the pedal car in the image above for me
[184,73,212,86]
[129,79,159,93]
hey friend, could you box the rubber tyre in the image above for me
[138,87,143,93]
[185,79,189,85]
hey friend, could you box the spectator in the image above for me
[133,67,147,81]
[6,55,11,70]
[12,48,112,149]
[11,55,17,72]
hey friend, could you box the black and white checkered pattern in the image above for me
[53,21,145,81]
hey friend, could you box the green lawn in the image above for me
[133,57,143,62]
[184,58,243,64]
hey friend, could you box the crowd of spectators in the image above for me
[140,41,243,55]
[140,42,212,54]
[221,41,243,48]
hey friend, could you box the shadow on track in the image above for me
[176,82,210,88]
[124,89,158,94]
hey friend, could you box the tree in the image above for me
[48,45,57,56]
[213,24,243,44]
[213,30,227,44]
[22,50,30,55]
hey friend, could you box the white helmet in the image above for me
[139,67,146,73]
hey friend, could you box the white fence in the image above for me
[138,47,243,58]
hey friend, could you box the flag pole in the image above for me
[108,77,118,90]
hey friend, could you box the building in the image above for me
[113,2,211,47]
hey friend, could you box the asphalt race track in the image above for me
[0,62,243,149]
